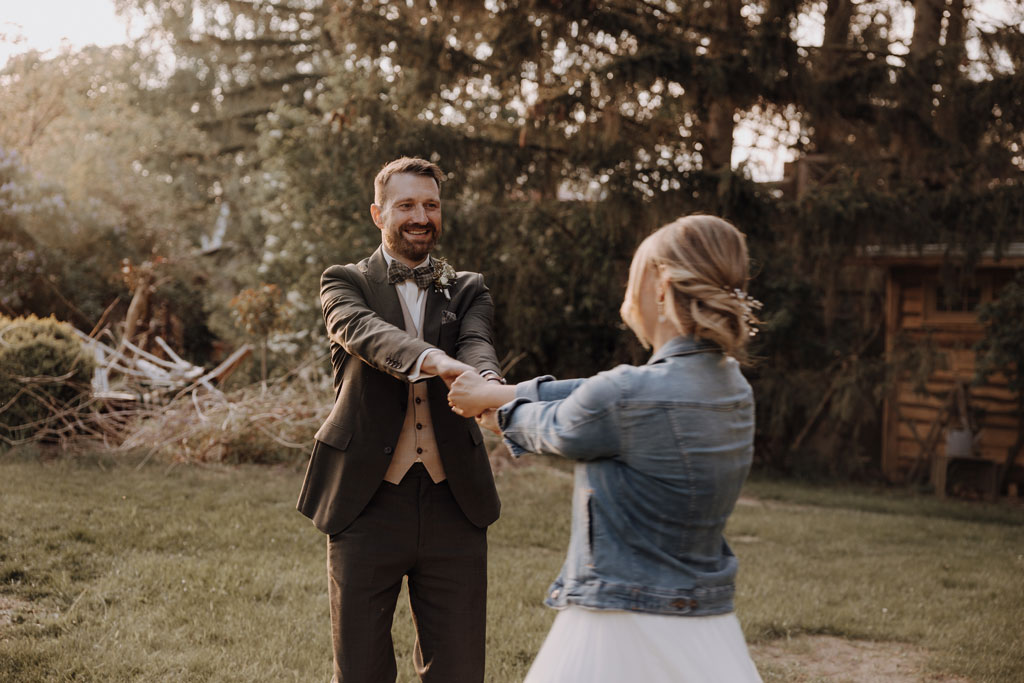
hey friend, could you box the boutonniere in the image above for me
[431,257,457,300]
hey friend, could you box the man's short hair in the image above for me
[374,157,444,205]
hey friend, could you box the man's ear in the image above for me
[370,203,383,229]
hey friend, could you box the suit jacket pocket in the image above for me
[438,317,460,354]
[314,421,352,451]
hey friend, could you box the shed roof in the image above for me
[854,243,1024,267]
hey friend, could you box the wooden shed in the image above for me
[862,244,1024,498]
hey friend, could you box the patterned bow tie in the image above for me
[388,259,433,289]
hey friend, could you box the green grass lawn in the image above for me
[1,451,1022,682]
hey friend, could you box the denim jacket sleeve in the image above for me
[497,370,625,460]
[514,375,586,402]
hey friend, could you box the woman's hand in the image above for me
[476,409,500,435]
[447,370,494,417]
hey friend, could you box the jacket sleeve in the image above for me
[453,272,501,376]
[321,264,433,380]
[497,369,626,461]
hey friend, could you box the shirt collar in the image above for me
[647,335,721,365]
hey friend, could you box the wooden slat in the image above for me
[894,443,1005,467]
[892,428,1018,462]
[897,380,1015,403]
[893,409,1019,430]
[882,270,900,479]
[897,422,947,441]
[895,329,986,343]
[902,296,923,314]
[902,284,924,302]
[898,405,943,422]
[978,414,1022,429]
[976,427,1022,449]
[897,438,924,458]
[971,382,1014,397]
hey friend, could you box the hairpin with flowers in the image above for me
[724,286,764,337]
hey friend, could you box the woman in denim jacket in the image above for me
[449,214,763,682]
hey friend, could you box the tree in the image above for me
[317,0,1023,474]
[0,46,216,358]
[230,283,288,389]
[13,0,1018,474]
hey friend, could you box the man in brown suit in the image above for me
[297,157,502,682]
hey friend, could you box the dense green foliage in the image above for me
[2,1,1022,475]
[0,316,95,443]
[975,271,1024,476]
[976,271,1024,400]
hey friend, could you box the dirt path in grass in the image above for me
[749,634,971,682]
[0,594,58,632]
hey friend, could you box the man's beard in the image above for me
[385,222,439,262]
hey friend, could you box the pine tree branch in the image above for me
[181,34,322,50]
[222,0,327,18]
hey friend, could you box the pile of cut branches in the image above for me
[118,379,331,464]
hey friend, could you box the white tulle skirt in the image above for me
[523,606,763,683]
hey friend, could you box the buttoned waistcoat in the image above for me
[297,247,502,536]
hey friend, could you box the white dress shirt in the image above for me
[381,248,434,381]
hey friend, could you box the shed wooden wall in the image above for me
[882,267,1022,484]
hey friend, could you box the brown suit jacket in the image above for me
[297,247,502,535]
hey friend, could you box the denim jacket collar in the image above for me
[647,335,720,366]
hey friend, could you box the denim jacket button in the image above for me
[670,598,689,610]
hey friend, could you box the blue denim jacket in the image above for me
[497,336,754,616]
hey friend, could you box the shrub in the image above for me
[0,315,95,444]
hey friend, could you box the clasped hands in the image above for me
[420,352,503,433]
[448,370,503,434]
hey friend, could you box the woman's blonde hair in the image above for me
[620,214,757,360]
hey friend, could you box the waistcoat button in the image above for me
[383,446,393,455]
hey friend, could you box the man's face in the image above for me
[371,173,442,265]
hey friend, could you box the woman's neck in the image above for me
[650,322,689,352]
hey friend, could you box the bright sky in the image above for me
[0,0,139,68]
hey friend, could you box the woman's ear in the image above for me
[655,269,670,303]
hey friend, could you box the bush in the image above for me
[0,315,95,443]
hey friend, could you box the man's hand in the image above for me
[449,370,516,418]
[420,351,477,387]
[447,370,492,417]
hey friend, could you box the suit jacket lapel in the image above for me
[365,247,405,330]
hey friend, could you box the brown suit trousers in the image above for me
[327,464,486,683]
